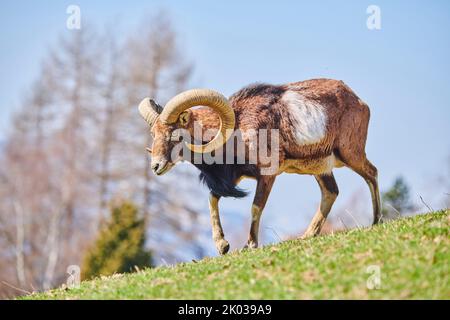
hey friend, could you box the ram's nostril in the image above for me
[151,163,159,172]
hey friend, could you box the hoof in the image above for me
[300,232,314,240]
[244,241,258,250]
[216,239,230,255]
[373,216,383,225]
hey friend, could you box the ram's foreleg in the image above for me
[245,175,276,249]
[208,193,230,255]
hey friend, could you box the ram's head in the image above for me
[138,89,235,175]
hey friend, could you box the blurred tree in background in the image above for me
[82,202,152,280]
[382,176,416,220]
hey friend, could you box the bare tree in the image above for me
[95,33,127,217]
[40,28,102,289]
[0,78,57,294]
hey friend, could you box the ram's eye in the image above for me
[171,131,181,141]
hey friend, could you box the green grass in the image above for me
[23,210,449,300]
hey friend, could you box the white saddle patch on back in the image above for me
[281,90,327,145]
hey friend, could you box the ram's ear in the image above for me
[178,110,191,127]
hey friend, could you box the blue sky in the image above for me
[1,1,449,245]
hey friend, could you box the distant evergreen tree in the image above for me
[382,176,416,220]
[82,201,152,280]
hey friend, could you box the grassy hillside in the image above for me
[23,210,449,300]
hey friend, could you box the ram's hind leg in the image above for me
[336,101,381,224]
[302,173,339,238]
[337,149,381,224]
[346,158,381,225]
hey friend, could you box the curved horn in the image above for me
[160,89,235,153]
[138,98,162,128]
